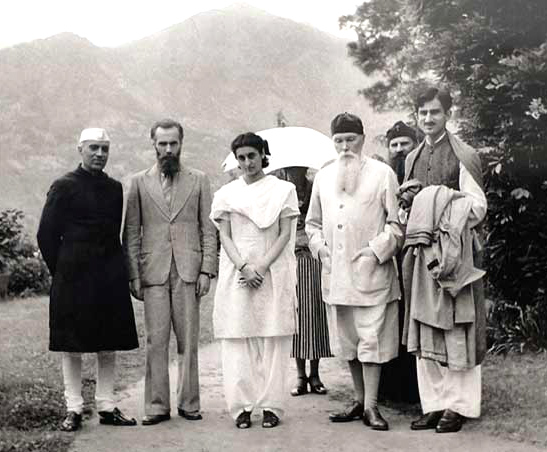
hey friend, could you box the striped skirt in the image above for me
[291,253,333,360]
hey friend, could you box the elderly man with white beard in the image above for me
[305,113,403,431]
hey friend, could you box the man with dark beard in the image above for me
[123,119,218,425]
[306,113,403,431]
[377,120,421,405]
[386,121,418,184]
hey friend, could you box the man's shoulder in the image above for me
[406,141,425,162]
[103,173,123,188]
[128,167,150,182]
[315,160,336,181]
[446,131,478,157]
[50,169,79,190]
[366,155,392,172]
[181,166,210,181]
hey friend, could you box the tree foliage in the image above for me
[341,0,547,350]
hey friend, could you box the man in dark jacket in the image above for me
[37,128,139,432]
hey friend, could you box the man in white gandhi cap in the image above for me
[37,127,139,431]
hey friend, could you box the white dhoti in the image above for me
[62,351,116,413]
[221,336,292,419]
[417,358,481,418]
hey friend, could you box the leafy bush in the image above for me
[0,208,50,296]
[341,0,547,351]
[0,209,24,273]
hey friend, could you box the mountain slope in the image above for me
[0,4,394,233]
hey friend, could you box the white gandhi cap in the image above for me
[79,128,110,144]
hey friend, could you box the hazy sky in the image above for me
[0,0,361,49]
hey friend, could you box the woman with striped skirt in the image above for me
[275,167,333,396]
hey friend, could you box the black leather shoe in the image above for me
[363,407,389,431]
[329,401,364,422]
[60,411,82,432]
[410,410,443,430]
[178,409,203,420]
[99,407,137,426]
[435,409,464,433]
[141,413,171,425]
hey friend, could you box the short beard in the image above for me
[157,152,180,177]
[335,153,361,195]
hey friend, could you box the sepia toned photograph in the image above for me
[0,1,546,451]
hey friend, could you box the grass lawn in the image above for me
[1,291,546,450]
[470,351,547,447]
[0,290,214,452]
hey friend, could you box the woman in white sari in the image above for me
[211,132,299,429]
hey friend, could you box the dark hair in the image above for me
[150,119,184,141]
[415,87,453,113]
[231,132,270,168]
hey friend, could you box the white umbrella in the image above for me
[221,126,337,173]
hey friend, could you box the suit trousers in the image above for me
[143,259,200,415]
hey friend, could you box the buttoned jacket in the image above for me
[305,157,403,306]
[123,164,218,286]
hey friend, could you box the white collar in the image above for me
[425,131,447,146]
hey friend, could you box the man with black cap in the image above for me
[305,113,403,431]
[378,121,421,406]
[386,120,418,184]
[37,128,139,431]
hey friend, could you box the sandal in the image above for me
[309,375,327,395]
[290,376,308,396]
[235,410,251,429]
[262,410,279,428]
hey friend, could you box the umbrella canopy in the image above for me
[221,126,337,174]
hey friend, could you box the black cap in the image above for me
[386,121,417,143]
[330,112,364,135]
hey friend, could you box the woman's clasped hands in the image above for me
[238,262,267,289]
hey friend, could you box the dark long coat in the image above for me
[37,165,138,352]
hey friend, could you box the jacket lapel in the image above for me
[171,167,196,220]
[143,164,170,220]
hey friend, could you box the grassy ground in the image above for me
[0,291,214,452]
[1,292,545,450]
[470,351,547,447]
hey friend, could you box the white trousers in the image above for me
[221,336,291,420]
[62,351,116,414]
[417,358,481,418]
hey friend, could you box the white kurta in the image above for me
[211,175,299,338]
[305,157,403,306]
[210,175,300,420]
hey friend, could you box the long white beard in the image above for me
[335,153,361,195]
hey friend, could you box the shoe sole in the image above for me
[410,424,437,431]
[329,415,363,423]
[141,416,170,426]
[99,419,137,426]
[435,424,463,433]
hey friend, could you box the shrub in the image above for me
[0,209,51,296]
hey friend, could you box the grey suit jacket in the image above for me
[123,164,218,286]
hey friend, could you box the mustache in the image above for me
[339,152,357,159]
